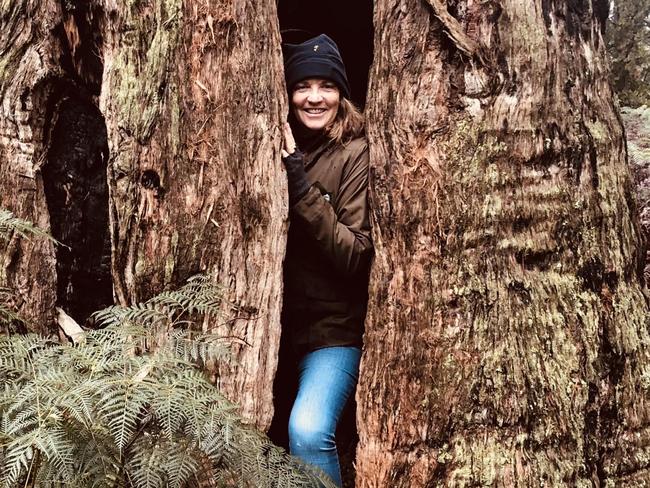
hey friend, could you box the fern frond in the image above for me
[0,334,53,379]
[167,330,233,365]
[148,369,198,440]
[1,430,37,486]
[56,383,96,427]
[126,436,167,488]
[0,301,24,327]
[164,441,201,488]
[2,406,39,437]
[97,377,152,453]
[0,209,55,242]
[33,427,75,481]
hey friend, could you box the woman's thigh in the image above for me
[289,346,361,441]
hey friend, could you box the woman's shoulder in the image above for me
[335,135,368,159]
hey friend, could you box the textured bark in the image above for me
[0,0,62,332]
[357,0,650,486]
[97,0,286,429]
[1,0,286,429]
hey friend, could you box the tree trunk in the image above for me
[357,0,650,486]
[0,0,62,333]
[1,0,287,430]
[98,0,287,429]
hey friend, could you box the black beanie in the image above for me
[283,34,351,99]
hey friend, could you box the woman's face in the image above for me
[291,78,340,132]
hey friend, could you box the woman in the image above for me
[280,34,372,486]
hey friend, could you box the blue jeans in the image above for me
[288,346,361,487]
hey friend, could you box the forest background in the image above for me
[610,0,650,273]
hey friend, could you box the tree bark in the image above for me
[3,0,650,485]
[97,0,287,429]
[357,0,650,486]
[1,0,287,430]
[0,0,62,333]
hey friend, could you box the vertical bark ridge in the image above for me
[99,0,287,429]
[358,0,650,486]
[0,0,64,332]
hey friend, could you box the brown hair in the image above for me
[326,98,365,145]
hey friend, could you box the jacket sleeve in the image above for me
[290,147,373,277]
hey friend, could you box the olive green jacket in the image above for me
[282,135,372,354]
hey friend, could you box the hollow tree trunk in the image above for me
[1,0,287,430]
[357,0,650,486]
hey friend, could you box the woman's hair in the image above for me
[326,97,365,145]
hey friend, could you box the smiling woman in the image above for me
[291,79,340,131]
[274,34,372,487]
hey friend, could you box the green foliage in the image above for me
[607,1,650,107]
[0,210,57,244]
[0,213,334,487]
[621,105,650,231]
[0,288,23,327]
[0,280,333,487]
[621,105,650,167]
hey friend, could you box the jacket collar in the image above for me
[302,135,334,169]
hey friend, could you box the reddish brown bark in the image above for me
[97,0,287,429]
[0,0,63,332]
[357,0,650,486]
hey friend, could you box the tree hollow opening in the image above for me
[277,0,374,109]
[41,1,111,325]
[270,2,374,486]
[42,88,112,325]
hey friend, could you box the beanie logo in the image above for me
[313,45,319,51]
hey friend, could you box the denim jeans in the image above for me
[288,346,361,487]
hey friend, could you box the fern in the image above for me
[0,278,336,488]
[0,209,55,243]
[0,209,334,487]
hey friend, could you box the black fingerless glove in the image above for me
[282,150,311,205]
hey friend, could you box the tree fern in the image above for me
[0,286,336,488]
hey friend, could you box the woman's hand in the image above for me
[280,123,310,204]
[281,122,297,158]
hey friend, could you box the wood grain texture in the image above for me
[98,0,287,429]
[0,0,62,333]
[357,0,650,485]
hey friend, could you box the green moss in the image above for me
[111,0,183,143]
[585,120,609,144]
[0,1,29,98]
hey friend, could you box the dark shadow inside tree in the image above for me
[41,1,112,325]
[42,89,112,325]
[277,0,374,109]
